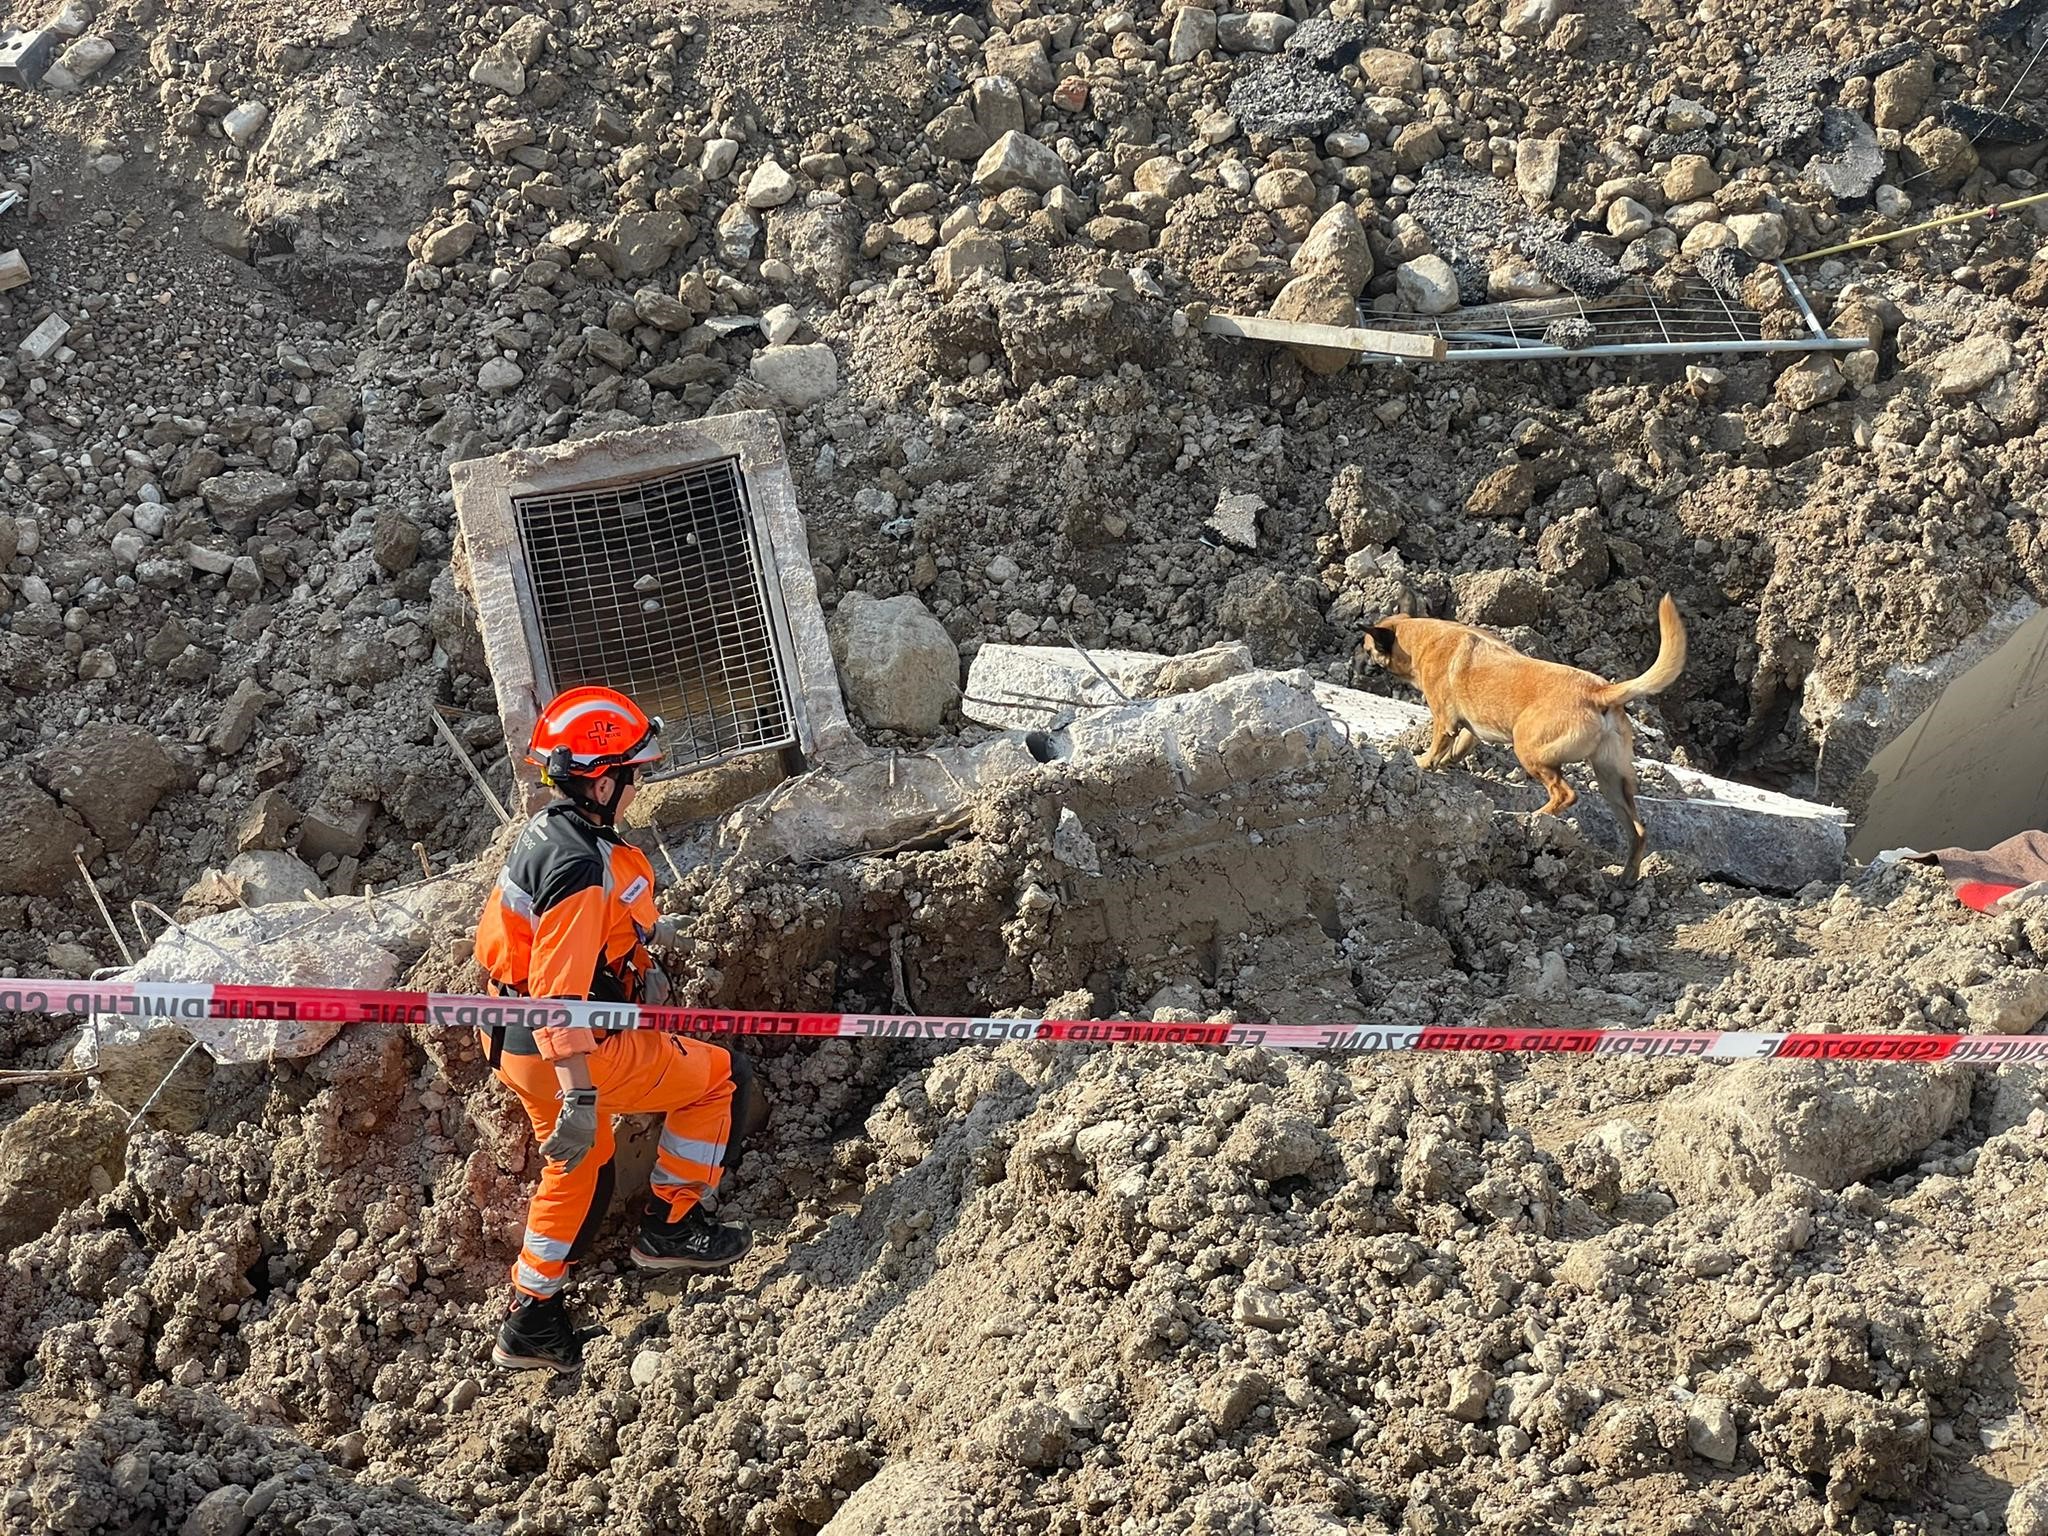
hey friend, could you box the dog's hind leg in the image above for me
[1591,736,1647,883]
[1517,753,1577,816]
[1512,722,1577,815]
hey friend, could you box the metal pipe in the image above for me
[1777,261,1831,340]
[76,853,135,967]
[1431,336,1868,363]
[427,706,512,826]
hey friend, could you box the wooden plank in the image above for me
[0,249,27,294]
[1201,311,1446,362]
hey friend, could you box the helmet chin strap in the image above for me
[566,768,630,828]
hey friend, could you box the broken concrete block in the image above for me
[1311,679,1847,890]
[225,849,324,906]
[208,677,276,756]
[1652,1061,1971,1203]
[963,642,1257,730]
[222,100,269,148]
[18,313,70,364]
[40,31,112,88]
[0,26,59,87]
[1060,671,1357,798]
[1208,492,1263,550]
[235,788,301,853]
[78,881,477,1066]
[296,800,374,863]
[718,736,1045,865]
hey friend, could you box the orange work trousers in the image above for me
[493,1031,736,1299]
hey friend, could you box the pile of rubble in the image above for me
[4,661,2048,1533]
[4,0,2048,1528]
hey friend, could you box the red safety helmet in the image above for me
[527,686,664,786]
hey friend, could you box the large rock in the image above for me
[1651,1063,1971,1203]
[0,1100,128,1253]
[1267,272,1359,375]
[1515,138,1561,207]
[41,33,114,89]
[200,470,295,536]
[469,41,526,95]
[1873,57,1933,131]
[818,1461,978,1536]
[984,39,1055,93]
[1933,335,2012,398]
[766,202,860,300]
[1902,121,1977,188]
[828,592,961,735]
[36,723,188,851]
[1217,10,1295,51]
[1168,5,1216,62]
[1395,255,1460,315]
[1293,202,1373,294]
[745,158,797,210]
[925,104,990,161]
[599,211,691,278]
[1218,570,1330,663]
[973,130,1068,194]
[750,343,839,409]
[935,230,1007,296]
[0,767,101,895]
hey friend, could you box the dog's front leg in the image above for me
[1417,713,1457,770]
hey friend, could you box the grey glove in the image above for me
[539,1087,600,1172]
[640,963,673,1008]
[652,915,682,948]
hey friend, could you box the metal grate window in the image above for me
[513,459,800,774]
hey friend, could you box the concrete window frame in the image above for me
[451,411,855,812]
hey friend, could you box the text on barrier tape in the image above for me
[3,978,2047,1063]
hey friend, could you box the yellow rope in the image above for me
[1786,188,2048,265]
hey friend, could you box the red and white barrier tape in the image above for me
[5,977,2046,1064]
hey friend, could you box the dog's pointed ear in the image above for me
[1362,624,1396,658]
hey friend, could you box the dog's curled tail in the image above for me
[1592,594,1687,708]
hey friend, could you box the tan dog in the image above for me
[1360,595,1687,882]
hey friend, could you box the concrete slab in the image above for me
[75,881,468,1065]
[0,27,58,87]
[716,735,1048,865]
[963,640,1256,729]
[964,643,1847,891]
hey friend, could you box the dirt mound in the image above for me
[5,736,2048,1532]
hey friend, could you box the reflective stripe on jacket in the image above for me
[474,802,660,1058]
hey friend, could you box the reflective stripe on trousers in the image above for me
[492,1030,738,1299]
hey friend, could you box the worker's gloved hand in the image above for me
[639,964,673,1008]
[651,915,682,948]
[540,1088,600,1172]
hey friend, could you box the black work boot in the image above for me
[630,1200,753,1272]
[491,1293,581,1372]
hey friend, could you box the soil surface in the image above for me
[4,0,2048,1530]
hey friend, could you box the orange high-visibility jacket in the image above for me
[475,803,660,1059]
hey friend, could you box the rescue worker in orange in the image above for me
[474,685,767,1371]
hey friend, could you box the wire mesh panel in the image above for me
[513,459,800,773]
[1360,263,1860,361]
